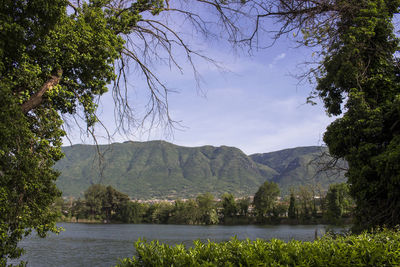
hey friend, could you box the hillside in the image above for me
[250,147,347,195]
[55,141,277,199]
[55,141,346,199]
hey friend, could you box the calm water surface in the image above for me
[10,223,345,267]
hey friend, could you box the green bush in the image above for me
[116,229,400,266]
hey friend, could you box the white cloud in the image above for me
[275,53,286,61]
[268,52,287,68]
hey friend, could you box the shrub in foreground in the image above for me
[116,229,400,266]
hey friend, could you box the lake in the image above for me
[10,223,345,267]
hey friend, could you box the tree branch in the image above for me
[21,69,63,114]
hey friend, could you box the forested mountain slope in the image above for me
[56,141,345,198]
[250,147,346,195]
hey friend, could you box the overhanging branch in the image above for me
[21,69,63,114]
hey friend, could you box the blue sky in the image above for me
[63,13,338,155]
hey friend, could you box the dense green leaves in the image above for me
[79,184,130,221]
[0,0,157,261]
[317,0,400,231]
[253,181,280,222]
[288,192,296,220]
[116,228,400,267]
[0,0,124,120]
[0,86,63,263]
[220,193,238,222]
[324,183,353,224]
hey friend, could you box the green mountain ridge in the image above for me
[55,141,345,199]
[250,146,347,195]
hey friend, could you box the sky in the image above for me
[62,10,338,155]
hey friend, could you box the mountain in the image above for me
[250,147,347,195]
[55,141,346,199]
[55,141,277,199]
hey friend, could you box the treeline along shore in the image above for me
[53,182,353,226]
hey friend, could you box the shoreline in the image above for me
[58,218,351,227]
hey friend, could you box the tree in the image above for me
[196,193,218,225]
[168,199,199,224]
[234,0,400,231]
[51,197,70,219]
[297,185,313,222]
[0,0,124,260]
[324,183,353,224]
[145,202,173,224]
[220,193,238,222]
[325,185,342,224]
[116,201,147,223]
[0,85,63,263]
[314,0,400,231]
[271,202,288,223]
[103,185,130,221]
[84,184,107,219]
[288,192,297,220]
[1,0,267,260]
[253,181,280,222]
[83,184,129,221]
[70,198,88,222]
[237,197,251,217]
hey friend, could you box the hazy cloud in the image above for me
[268,52,286,68]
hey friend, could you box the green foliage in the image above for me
[288,192,297,220]
[237,197,251,217]
[116,201,147,224]
[144,202,174,224]
[56,186,353,225]
[168,199,199,224]
[116,229,400,267]
[297,185,313,222]
[70,198,88,221]
[317,0,400,230]
[60,188,231,225]
[324,183,353,225]
[0,0,158,260]
[196,193,219,225]
[84,184,107,219]
[0,71,63,263]
[271,202,288,223]
[253,181,280,222]
[220,193,238,221]
[83,184,129,221]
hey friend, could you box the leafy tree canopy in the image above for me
[220,193,238,219]
[324,183,352,224]
[253,181,280,222]
[317,0,400,231]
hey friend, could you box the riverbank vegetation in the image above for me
[54,182,353,226]
[116,228,400,267]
